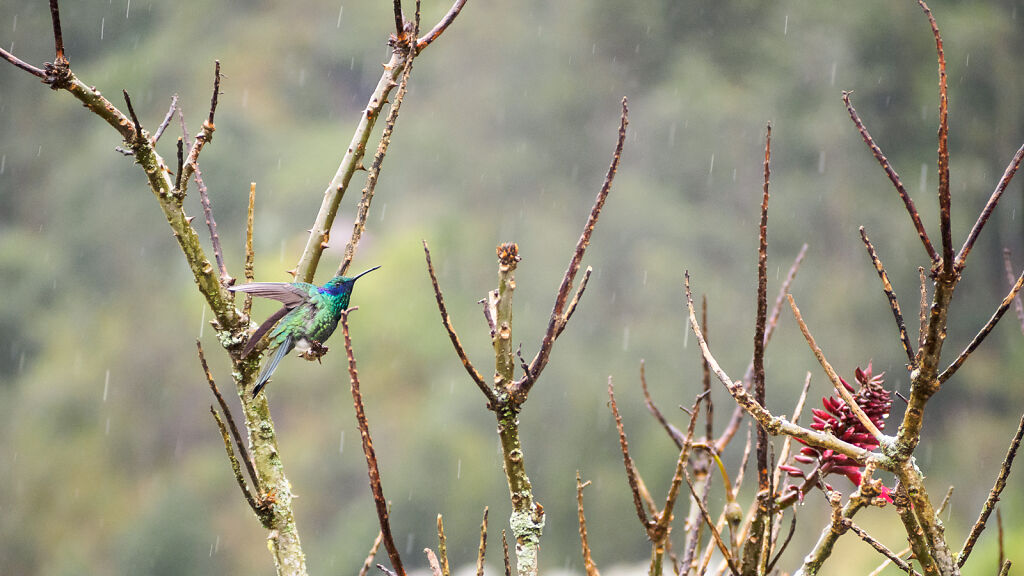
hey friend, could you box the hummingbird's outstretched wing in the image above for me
[252,335,293,397]
[229,282,313,308]
[230,282,316,357]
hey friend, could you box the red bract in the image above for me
[781,364,893,502]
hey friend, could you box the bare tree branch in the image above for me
[860,226,917,368]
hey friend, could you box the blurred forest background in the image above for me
[1,1,1023,574]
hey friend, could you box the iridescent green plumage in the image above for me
[230,266,379,396]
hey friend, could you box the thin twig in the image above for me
[517,98,629,396]
[918,266,929,356]
[764,512,796,574]
[502,530,511,576]
[341,308,406,576]
[0,47,46,78]
[437,515,450,576]
[416,0,468,52]
[576,472,602,576]
[773,372,813,492]
[685,273,872,465]
[337,10,420,278]
[915,0,953,276]
[957,413,1024,567]
[425,549,443,576]
[49,0,66,63]
[359,532,385,576]
[860,227,917,368]
[122,90,144,142]
[842,91,938,264]
[422,241,496,404]
[175,138,184,192]
[476,507,488,576]
[556,267,592,339]
[843,519,921,576]
[939,267,1024,383]
[683,469,740,576]
[243,183,256,318]
[1003,249,1024,334]
[608,376,650,528]
[197,341,260,491]
[998,507,1005,573]
[702,295,713,441]
[754,122,771,491]
[999,560,1012,576]
[717,244,808,453]
[788,294,886,441]
[195,164,234,285]
[179,62,220,197]
[640,360,687,448]
[956,144,1024,269]
[152,94,178,145]
[209,407,262,517]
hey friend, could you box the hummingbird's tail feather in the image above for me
[252,335,293,397]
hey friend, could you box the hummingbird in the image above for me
[229,266,380,397]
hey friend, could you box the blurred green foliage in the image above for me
[1,1,1022,574]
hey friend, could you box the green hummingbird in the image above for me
[230,266,380,397]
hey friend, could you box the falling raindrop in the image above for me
[783,15,789,35]
[622,327,630,351]
[350,56,355,70]
[18,351,25,373]
[683,321,690,349]
[100,17,105,40]
[298,69,307,87]
[642,270,648,287]
[36,145,42,157]
[0,154,6,175]
[339,430,345,453]
[105,417,111,435]
[104,369,110,402]
[11,15,15,33]
[708,154,715,175]
[406,534,414,554]
[215,535,220,554]
[668,122,677,147]
[199,305,206,338]
[732,168,737,182]
[457,459,462,479]
[829,61,837,86]
[965,54,969,68]
[126,0,131,19]
[337,4,344,28]
[242,88,249,108]
[379,203,387,221]
[919,163,928,193]
[818,151,826,174]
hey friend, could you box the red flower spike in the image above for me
[784,364,894,502]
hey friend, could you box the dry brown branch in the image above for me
[998,508,1005,572]
[338,10,419,277]
[957,413,1024,568]
[340,308,406,576]
[787,294,886,441]
[915,0,952,275]
[243,182,256,317]
[842,91,938,264]
[956,144,1024,269]
[0,46,45,77]
[684,469,740,576]
[753,122,772,491]
[502,530,511,576]
[436,515,450,576]
[195,164,234,285]
[765,512,797,574]
[197,341,260,492]
[392,0,406,38]
[918,267,929,353]
[515,98,629,397]
[938,267,1024,383]
[179,62,221,197]
[702,295,713,441]
[556,267,593,339]
[359,532,385,576]
[576,472,601,576]
[121,90,144,143]
[716,244,808,453]
[1002,250,1024,334]
[423,241,496,404]
[209,407,262,517]
[685,274,873,464]
[843,519,921,576]
[640,360,687,448]
[425,549,443,576]
[476,507,489,576]
[417,0,468,51]
[608,376,650,528]
[860,226,916,367]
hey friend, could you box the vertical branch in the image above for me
[915,0,953,275]
[476,507,489,576]
[244,183,256,317]
[340,309,406,576]
[437,515,450,576]
[608,377,651,529]
[196,165,234,285]
[702,296,713,441]
[576,472,601,576]
[49,0,67,64]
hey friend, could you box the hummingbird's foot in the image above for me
[299,340,329,363]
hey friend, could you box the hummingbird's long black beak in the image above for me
[352,265,381,281]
